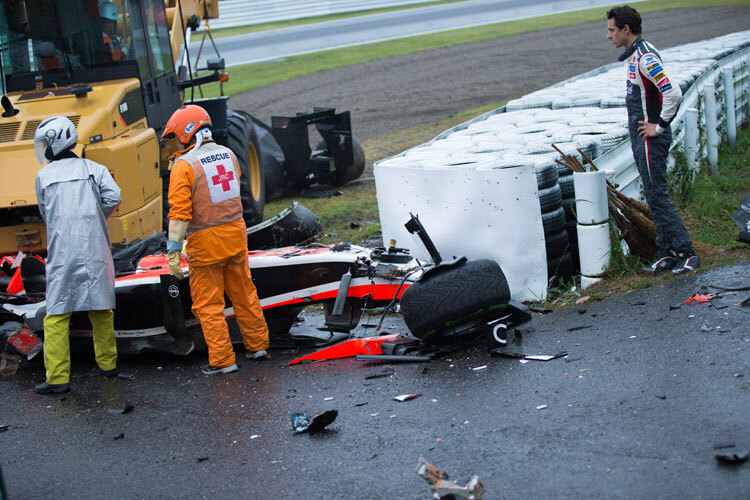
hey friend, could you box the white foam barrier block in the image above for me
[374,163,548,301]
[573,171,609,225]
[577,223,611,276]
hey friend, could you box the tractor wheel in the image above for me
[400,259,511,344]
[224,109,265,227]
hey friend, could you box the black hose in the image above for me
[375,267,422,334]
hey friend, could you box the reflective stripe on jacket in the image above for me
[168,141,248,267]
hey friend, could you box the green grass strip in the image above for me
[202,0,750,97]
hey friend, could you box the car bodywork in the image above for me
[0,243,420,355]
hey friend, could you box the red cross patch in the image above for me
[212,164,235,192]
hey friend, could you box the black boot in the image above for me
[34,381,70,394]
[641,256,677,276]
[671,255,700,275]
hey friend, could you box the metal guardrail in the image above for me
[206,0,439,30]
[599,46,750,201]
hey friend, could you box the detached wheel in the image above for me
[400,259,511,344]
[223,109,265,226]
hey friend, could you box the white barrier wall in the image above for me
[375,165,548,301]
[375,30,750,301]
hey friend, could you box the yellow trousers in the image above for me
[43,310,117,384]
[189,251,269,368]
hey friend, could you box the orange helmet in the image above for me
[161,105,212,145]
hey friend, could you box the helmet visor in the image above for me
[34,138,49,165]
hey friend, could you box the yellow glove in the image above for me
[168,251,184,279]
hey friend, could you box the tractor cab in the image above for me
[0,0,188,253]
[0,0,180,131]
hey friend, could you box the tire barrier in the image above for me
[375,30,750,300]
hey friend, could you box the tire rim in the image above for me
[248,141,262,201]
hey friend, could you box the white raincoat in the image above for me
[35,157,121,315]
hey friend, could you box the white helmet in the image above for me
[34,116,78,165]
[99,2,119,21]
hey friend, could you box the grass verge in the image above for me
[542,125,750,309]
[202,0,750,97]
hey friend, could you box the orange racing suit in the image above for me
[168,141,269,368]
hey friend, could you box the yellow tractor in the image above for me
[0,0,360,256]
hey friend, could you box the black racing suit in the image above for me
[621,35,694,257]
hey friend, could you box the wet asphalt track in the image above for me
[2,7,750,499]
[1,262,748,499]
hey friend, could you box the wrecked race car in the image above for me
[0,214,531,357]
[0,242,420,355]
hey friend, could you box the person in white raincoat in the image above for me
[32,116,122,394]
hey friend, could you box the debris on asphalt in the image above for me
[353,402,368,407]
[197,456,209,462]
[107,401,135,415]
[715,449,749,465]
[0,352,20,376]
[713,442,736,449]
[113,433,124,440]
[529,306,552,314]
[291,410,338,433]
[654,394,666,400]
[630,301,646,306]
[356,354,433,363]
[685,293,714,304]
[415,457,485,500]
[288,334,402,364]
[536,405,547,410]
[471,365,487,371]
[491,351,567,361]
[0,424,8,432]
[3,325,41,360]
[117,373,135,381]
[364,367,395,379]
[564,356,583,363]
[669,304,682,310]
[394,393,421,402]
[567,325,592,331]
[710,297,730,309]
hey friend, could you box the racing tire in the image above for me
[223,109,265,226]
[562,197,577,222]
[545,229,570,258]
[542,206,566,235]
[535,162,558,189]
[538,184,562,213]
[557,165,574,178]
[559,174,575,198]
[400,259,510,344]
[547,252,575,282]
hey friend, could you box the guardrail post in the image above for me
[703,82,719,174]
[685,108,700,169]
[722,66,737,149]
